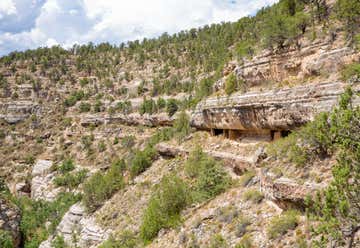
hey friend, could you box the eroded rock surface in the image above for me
[235,40,358,86]
[39,203,109,248]
[31,160,60,201]
[81,112,173,127]
[0,100,40,124]
[191,81,360,132]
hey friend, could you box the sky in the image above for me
[0,0,278,56]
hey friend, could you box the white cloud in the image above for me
[0,0,17,18]
[0,0,278,55]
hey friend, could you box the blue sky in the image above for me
[0,0,278,56]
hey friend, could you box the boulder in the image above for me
[31,160,60,201]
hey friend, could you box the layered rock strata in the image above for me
[191,81,360,139]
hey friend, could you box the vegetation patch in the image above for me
[140,175,190,243]
[242,189,264,204]
[267,210,299,239]
[83,160,125,212]
[19,192,81,248]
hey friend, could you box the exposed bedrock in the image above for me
[191,81,360,133]
[155,143,259,174]
[0,100,41,124]
[80,112,174,127]
[234,41,358,86]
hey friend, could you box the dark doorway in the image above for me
[213,129,224,136]
[281,130,291,137]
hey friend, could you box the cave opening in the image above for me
[271,130,292,141]
[213,129,224,136]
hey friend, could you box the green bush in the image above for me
[54,169,88,189]
[235,234,253,248]
[173,111,191,142]
[139,98,157,115]
[166,99,178,117]
[100,231,137,248]
[225,72,238,95]
[64,91,85,107]
[19,193,81,248]
[57,158,75,174]
[268,112,332,167]
[130,146,157,177]
[51,235,69,248]
[341,62,360,81]
[307,88,360,247]
[0,230,13,248]
[79,102,91,112]
[93,100,103,112]
[83,161,125,212]
[242,189,264,204]
[185,147,231,202]
[140,175,190,242]
[98,141,106,152]
[267,210,299,239]
[209,234,228,248]
[334,0,360,36]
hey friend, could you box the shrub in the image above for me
[268,112,332,167]
[267,210,299,239]
[83,162,125,212]
[341,62,360,81]
[307,89,360,247]
[100,231,137,248]
[94,100,103,112]
[116,101,132,114]
[0,230,13,248]
[334,0,360,36]
[98,141,106,152]
[139,98,157,115]
[235,234,253,248]
[64,90,84,107]
[57,158,75,174]
[173,111,191,142]
[140,175,190,242]
[225,72,238,95]
[166,99,178,117]
[242,189,264,204]
[19,193,81,248]
[79,102,91,112]
[130,146,157,177]
[209,234,228,248]
[185,147,231,202]
[54,169,88,189]
[157,98,166,110]
[51,235,68,248]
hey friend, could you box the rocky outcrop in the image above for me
[260,170,322,209]
[156,143,254,174]
[0,100,40,124]
[234,40,358,86]
[39,203,109,248]
[31,160,60,201]
[0,198,21,247]
[191,81,360,132]
[80,112,173,127]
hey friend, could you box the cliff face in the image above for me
[191,81,360,134]
[235,39,358,87]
